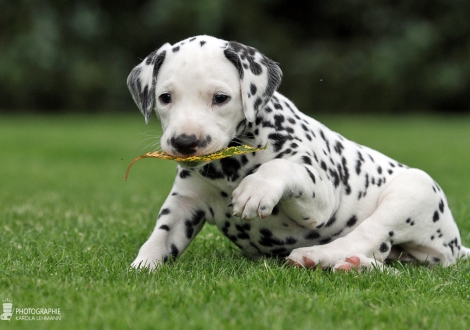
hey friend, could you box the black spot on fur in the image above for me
[200,163,224,180]
[172,46,180,53]
[346,215,357,227]
[334,141,344,155]
[185,220,194,239]
[268,133,292,152]
[285,237,297,245]
[250,83,257,95]
[328,168,340,188]
[200,41,206,47]
[158,208,171,219]
[274,114,285,131]
[270,248,288,256]
[191,210,205,226]
[170,244,179,258]
[355,152,364,175]
[145,51,157,65]
[220,157,241,181]
[305,230,320,240]
[275,149,292,159]
[305,167,316,184]
[337,157,351,195]
[319,238,331,244]
[272,205,279,216]
[236,119,247,132]
[439,199,444,213]
[179,169,191,179]
[184,210,205,240]
[379,242,389,253]
[258,228,282,247]
[159,225,170,231]
[199,135,212,148]
[325,215,336,227]
[236,223,251,232]
[433,211,440,222]
[302,156,312,165]
[221,221,231,235]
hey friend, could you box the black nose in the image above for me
[171,134,199,155]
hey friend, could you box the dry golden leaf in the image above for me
[125,144,267,181]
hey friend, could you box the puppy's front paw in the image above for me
[231,175,283,220]
[130,257,161,271]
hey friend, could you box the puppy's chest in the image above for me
[196,153,262,187]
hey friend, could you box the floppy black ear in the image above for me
[224,42,282,123]
[127,43,170,123]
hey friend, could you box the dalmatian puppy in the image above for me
[127,35,469,271]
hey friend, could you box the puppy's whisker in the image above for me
[141,140,162,153]
[137,133,162,152]
[139,130,161,137]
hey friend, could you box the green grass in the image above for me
[1,114,470,330]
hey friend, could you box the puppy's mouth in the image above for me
[168,146,226,168]
[177,159,206,169]
[125,144,267,181]
[175,143,268,168]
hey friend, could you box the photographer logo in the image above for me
[1,299,61,322]
[1,299,13,321]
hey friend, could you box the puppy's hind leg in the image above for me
[287,169,465,270]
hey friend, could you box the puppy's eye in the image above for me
[213,94,230,105]
[159,93,172,104]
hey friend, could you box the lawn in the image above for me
[1,114,470,330]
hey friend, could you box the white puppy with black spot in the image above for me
[127,35,469,271]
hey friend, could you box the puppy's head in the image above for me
[127,35,282,158]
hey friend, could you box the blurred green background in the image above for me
[2,0,470,115]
